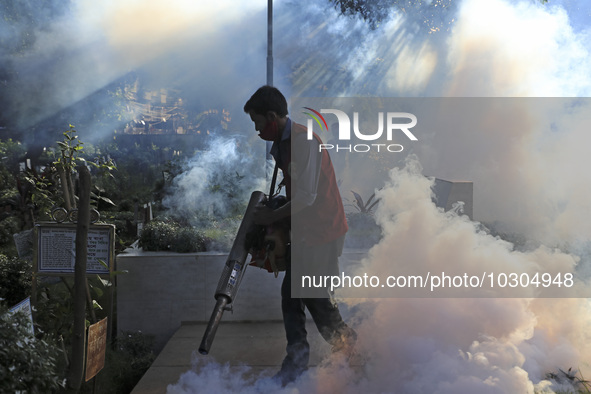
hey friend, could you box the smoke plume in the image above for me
[162,136,266,238]
[166,0,591,393]
[6,0,591,392]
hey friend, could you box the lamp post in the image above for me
[266,0,273,163]
[267,0,273,87]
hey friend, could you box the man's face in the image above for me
[249,110,280,141]
[249,111,268,134]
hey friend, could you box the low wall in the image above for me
[116,248,367,353]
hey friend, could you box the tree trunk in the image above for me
[66,165,91,392]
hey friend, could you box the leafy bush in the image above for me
[116,331,156,373]
[0,216,22,256]
[0,305,64,393]
[0,254,32,307]
[139,220,207,253]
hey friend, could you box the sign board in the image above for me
[34,223,115,275]
[85,317,108,381]
[9,297,34,336]
[13,229,33,260]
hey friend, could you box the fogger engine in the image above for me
[248,194,289,276]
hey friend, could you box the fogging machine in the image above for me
[199,190,286,355]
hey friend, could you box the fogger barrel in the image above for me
[199,190,266,355]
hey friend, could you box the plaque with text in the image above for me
[35,223,115,275]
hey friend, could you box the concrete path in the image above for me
[131,320,333,394]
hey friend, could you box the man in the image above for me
[244,85,357,386]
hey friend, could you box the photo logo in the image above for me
[303,107,418,153]
[302,107,328,132]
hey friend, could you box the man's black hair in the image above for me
[243,85,288,117]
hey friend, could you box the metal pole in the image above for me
[267,0,273,86]
[266,0,274,164]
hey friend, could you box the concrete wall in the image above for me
[116,249,366,353]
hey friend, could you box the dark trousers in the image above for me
[280,264,355,371]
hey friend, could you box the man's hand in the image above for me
[253,204,277,226]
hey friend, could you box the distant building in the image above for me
[123,79,230,136]
[432,178,473,220]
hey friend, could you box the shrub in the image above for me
[0,305,64,393]
[0,216,21,250]
[172,227,207,253]
[139,220,207,253]
[0,254,32,307]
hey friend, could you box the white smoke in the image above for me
[337,157,590,392]
[162,136,266,227]
[8,2,591,392]
[165,0,591,393]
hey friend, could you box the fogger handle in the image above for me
[198,295,229,355]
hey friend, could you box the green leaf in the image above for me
[93,287,104,297]
[99,196,116,206]
[96,275,111,288]
[97,259,109,269]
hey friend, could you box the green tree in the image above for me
[329,0,548,30]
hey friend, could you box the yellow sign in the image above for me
[85,317,108,381]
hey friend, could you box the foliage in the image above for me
[116,331,156,374]
[329,0,547,31]
[101,210,137,251]
[329,0,455,31]
[55,124,84,172]
[34,280,76,343]
[20,165,56,221]
[98,139,174,205]
[0,266,152,394]
[201,215,242,252]
[342,189,382,248]
[0,304,64,393]
[0,139,26,174]
[0,254,32,307]
[208,170,248,218]
[30,275,115,351]
[0,216,21,254]
[545,368,591,394]
[139,219,207,253]
[0,140,27,249]
[347,190,380,214]
[99,331,156,394]
[75,330,156,394]
[19,125,117,222]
